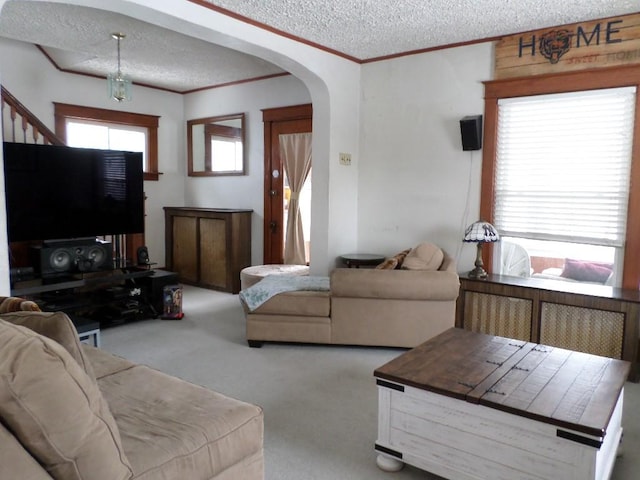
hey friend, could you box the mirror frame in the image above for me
[187,113,246,176]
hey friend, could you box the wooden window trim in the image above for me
[53,103,160,181]
[481,64,640,290]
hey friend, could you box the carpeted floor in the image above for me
[99,285,640,480]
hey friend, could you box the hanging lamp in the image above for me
[107,32,132,102]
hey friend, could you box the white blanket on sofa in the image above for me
[239,274,330,312]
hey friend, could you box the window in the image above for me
[205,123,243,172]
[481,66,640,290]
[54,103,160,181]
[493,87,636,286]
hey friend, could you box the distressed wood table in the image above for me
[374,328,630,480]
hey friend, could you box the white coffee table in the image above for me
[374,328,629,480]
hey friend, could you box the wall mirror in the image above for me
[187,113,246,176]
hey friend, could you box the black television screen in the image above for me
[3,142,144,243]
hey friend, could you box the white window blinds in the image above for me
[494,86,636,247]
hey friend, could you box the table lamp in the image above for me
[463,220,499,279]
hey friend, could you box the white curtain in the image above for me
[280,132,312,265]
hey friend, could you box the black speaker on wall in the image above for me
[31,240,113,277]
[460,115,483,151]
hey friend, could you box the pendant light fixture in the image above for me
[107,32,132,102]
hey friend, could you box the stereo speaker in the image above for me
[460,115,483,151]
[137,246,150,265]
[31,241,113,276]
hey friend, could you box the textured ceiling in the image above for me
[0,0,637,93]
[207,0,639,60]
[0,1,286,92]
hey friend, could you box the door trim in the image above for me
[262,104,312,264]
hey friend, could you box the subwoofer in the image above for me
[31,240,113,276]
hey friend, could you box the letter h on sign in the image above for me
[519,35,536,57]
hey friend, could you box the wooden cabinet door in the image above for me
[199,218,226,289]
[172,216,198,283]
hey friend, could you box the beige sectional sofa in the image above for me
[244,244,460,348]
[0,301,264,480]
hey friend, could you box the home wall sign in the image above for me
[494,13,640,79]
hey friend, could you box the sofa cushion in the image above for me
[98,365,264,480]
[82,344,137,380]
[0,320,133,480]
[0,422,53,480]
[401,242,444,271]
[1,311,96,381]
[251,290,330,317]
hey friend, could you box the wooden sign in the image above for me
[495,13,640,79]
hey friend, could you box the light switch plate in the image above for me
[339,152,352,165]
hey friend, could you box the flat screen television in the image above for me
[3,142,144,243]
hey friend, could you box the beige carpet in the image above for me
[99,285,640,480]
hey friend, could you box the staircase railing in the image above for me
[1,86,64,145]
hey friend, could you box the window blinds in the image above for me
[494,86,636,248]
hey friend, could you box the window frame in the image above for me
[53,103,160,181]
[481,64,640,290]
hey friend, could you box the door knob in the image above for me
[270,221,277,233]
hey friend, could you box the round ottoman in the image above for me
[240,264,310,290]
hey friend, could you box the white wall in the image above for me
[183,76,311,265]
[62,0,362,275]
[0,0,497,293]
[359,42,493,272]
[0,37,184,269]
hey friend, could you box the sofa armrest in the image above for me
[330,268,460,301]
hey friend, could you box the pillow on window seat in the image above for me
[560,259,613,284]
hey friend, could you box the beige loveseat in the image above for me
[0,300,264,480]
[244,244,460,348]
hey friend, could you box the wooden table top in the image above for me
[374,328,630,437]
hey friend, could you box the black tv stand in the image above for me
[43,237,104,247]
[11,266,160,328]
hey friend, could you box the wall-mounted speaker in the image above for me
[460,115,483,151]
[31,240,113,276]
[137,246,150,265]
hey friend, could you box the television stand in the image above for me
[42,237,105,247]
[11,266,162,328]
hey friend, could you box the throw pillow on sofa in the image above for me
[375,257,398,269]
[0,320,133,480]
[0,296,40,313]
[1,311,96,381]
[392,248,412,268]
[376,248,412,270]
[401,242,444,271]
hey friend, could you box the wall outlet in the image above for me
[339,152,352,166]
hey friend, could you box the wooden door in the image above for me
[262,104,312,264]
